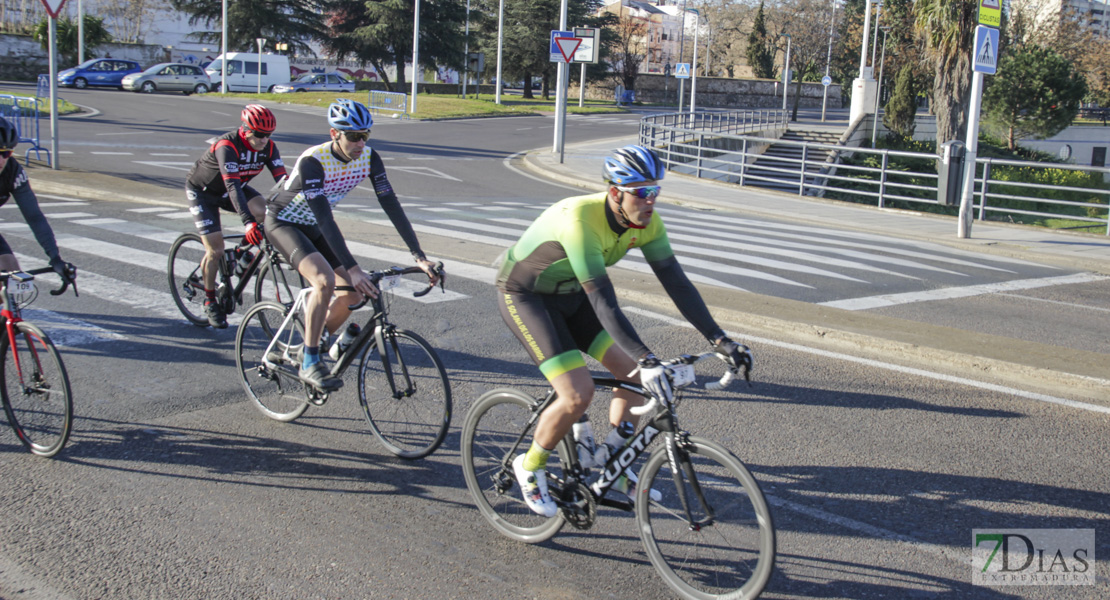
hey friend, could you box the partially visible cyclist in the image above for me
[496,145,753,516]
[265,98,439,391]
[0,117,73,283]
[185,104,286,329]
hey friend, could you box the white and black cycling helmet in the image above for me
[328,98,373,131]
[602,145,665,186]
[0,116,18,151]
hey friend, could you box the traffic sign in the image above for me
[571,27,600,64]
[978,0,1001,28]
[821,75,832,87]
[39,0,66,18]
[553,37,582,64]
[674,63,691,79]
[549,30,574,62]
[973,25,999,75]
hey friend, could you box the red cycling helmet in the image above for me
[241,104,276,134]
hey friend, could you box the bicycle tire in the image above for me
[0,322,73,457]
[167,232,216,327]
[253,255,305,309]
[461,388,565,543]
[235,301,309,421]
[357,328,451,459]
[635,436,775,600]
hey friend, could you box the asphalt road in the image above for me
[0,86,1105,599]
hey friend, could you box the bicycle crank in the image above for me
[559,482,596,530]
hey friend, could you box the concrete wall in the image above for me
[569,73,843,109]
[0,33,169,81]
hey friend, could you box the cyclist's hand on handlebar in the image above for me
[346,265,380,300]
[637,354,673,402]
[244,221,265,246]
[714,338,753,380]
[50,256,68,281]
[415,258,440,286]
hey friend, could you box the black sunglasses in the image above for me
[342,131,370,143]
[0,150,12,159]
[248,129,271,139]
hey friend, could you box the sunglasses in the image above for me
[615,185,661,200]
[0,150,12,159]
[342,131,370,143]
[248,129,271,139]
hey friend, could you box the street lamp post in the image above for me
[221,0,227,94]
[781,34,791,111]
[463,0,470,97]
[495,0,505,104]
[871,27,889,146]
[688,9,700,114]
[256,38,265,94]
[78,0,84,63]
[821,0,837,122]
[411,0,421,113]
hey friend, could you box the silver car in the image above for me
[122,63,212,95]
[272,72,355,93]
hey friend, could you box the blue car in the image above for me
[58,58,143,89]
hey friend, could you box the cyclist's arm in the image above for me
[649,255,726,344]
[264,140,288,181]
[299,158,358,271]
[213,141,257,226]
[368,149,426,261]
[11,170,61,264]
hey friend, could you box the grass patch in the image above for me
[214,91,628,119]
[0,90,81,116]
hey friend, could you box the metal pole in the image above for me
[821,0,836,121]
[871,1,882,69]
[48,17,58,169]
[78,0,84,64]
[221,0,227,94]
[677,0,687,107]
[495,0,504,104]
[782,35,791,111]
[462,0,470,97]
[256,39,264,94]
[958,71,985,239]
[690,10,698,114]
[871,29,887,146]
[410,0,421,113]
[579,63,585,107]
[553,0,569,156]
[859,0,872,77]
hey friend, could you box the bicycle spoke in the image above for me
[1,323,72,457]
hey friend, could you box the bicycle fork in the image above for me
[665,431,717,531]
[2,311,41,394]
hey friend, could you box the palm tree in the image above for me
[34,15,114,65]
[914,0,977,150]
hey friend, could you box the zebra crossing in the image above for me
[0,193,1100,349]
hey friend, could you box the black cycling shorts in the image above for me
[497,289,614,381]
[0,234,11,257]
[264,214,342,271]
[185,184,261,236]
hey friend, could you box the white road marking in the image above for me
[44,212,96,219]
[90,151,133,155]
[72,218,183,244]
[3,202,88,208]
[821,273,1110,310]
[150,153,189,157]
[389,166,462,181]
[997,292,1110,313]
[127,207,179,213]
[132,160,194,172]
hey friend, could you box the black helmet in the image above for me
[0,117,17,151]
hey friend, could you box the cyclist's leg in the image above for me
[186,187,225,292]
[324,266,359,336]
[0,235,19,270]
[297,253,334,352]
[567,297,643,428]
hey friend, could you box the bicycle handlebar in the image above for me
[0,265,78,298]
[629,351,744,417]
[346,262,446,311]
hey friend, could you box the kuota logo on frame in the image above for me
[972,529,1095,585]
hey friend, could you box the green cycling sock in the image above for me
[521,441,551,472]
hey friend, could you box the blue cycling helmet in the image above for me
[602,145,665,186]
[327,98,373,131]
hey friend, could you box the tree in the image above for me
[99,0,171,43]
[746,1,775,79]
[169,0,326,57]
[883,64,918,138]
[34,15,113,64]
[982,45,1087,151]
[914,0,977,151]
[609,11,647,91]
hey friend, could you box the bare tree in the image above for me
[99,0,171,44]
[609,11,647,90]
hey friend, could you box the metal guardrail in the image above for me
[639,110,1110,235]
[367,90,408,116]
[0,95,50,167]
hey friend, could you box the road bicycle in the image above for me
[234,263,452,459]
[461,352,775,600]
[167,232,304,327]
[1,265,78,458]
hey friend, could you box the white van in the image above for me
[205,52,291,93]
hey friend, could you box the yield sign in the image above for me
[554,37,582,64]
[40,0,67,19]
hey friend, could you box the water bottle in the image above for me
[571,414,597,469]
[594,420,634,467]
[328,322,361,361]
[234,248,254,278]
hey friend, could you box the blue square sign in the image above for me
[973,25,999,75]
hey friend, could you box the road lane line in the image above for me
[820,273,1110,310]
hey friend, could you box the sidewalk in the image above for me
[522,137,1110,405]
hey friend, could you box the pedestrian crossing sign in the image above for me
[674,63,691,79]
[973,25,999,75]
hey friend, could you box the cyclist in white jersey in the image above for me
[265,98,438,389]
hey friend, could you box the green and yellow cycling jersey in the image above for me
[496,192,674,295]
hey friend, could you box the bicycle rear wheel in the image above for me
[357,329,451,459]
[461,388,565,543]
[253,255,305,308]
[235,301,309,421]
[167,232,216,327]
[0,322,73,457]
[635,436,775,600]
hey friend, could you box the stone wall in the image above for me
[0,33,169,81]
[569,73,843,109]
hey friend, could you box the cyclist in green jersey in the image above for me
[496,145,753,516]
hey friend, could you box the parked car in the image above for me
[58,58,142,89]
[205,52,291,93]
[122,63,212,95]
[272,72,355,94]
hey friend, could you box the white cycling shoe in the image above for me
[512,454,558,517]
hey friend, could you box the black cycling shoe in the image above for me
[204,300,228,329]
[299,361,342,391]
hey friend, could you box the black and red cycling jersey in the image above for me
[185,128,287,225]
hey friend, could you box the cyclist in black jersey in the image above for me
[496,145,753,517]
[185,104,286,328]
[0,117,73,283]
[265,98,439,390]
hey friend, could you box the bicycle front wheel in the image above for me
[235,301,309,421]
[635,436,775,600]
[358,329,451,459]
[461,389,564,544]
[0,322,73,457]
[167,232,214,327]
[253,255,305,308]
